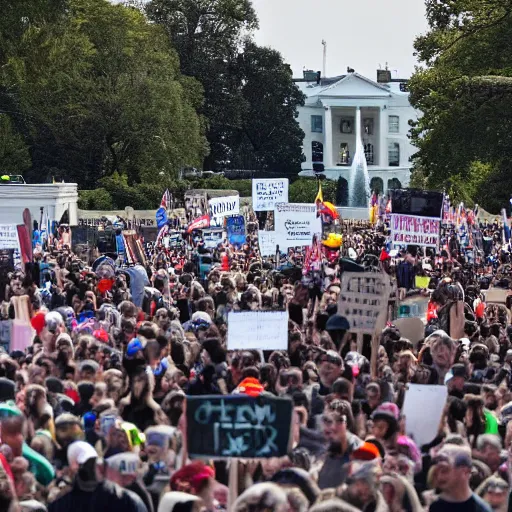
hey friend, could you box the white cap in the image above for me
[67,441,98,466]
[105,452,140,475]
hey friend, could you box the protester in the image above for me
[1,192,511,512]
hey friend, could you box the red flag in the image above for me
[160,189,171,209]
[187,215,210,233]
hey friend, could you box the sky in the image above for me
[252,0,429,80]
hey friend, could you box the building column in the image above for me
[379,106,387,167]
[324,107,333,168]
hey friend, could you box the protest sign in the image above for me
[258,231,277,257]
[338,272,391,334]
[227,310,288,351]
[209,196,240,222]
[186,394,293,459]
[252,179,289,211]
[226,215,246,246]
[402,384,448,446]
[390,214,440,248]
[274,203,322,249]
[0,225,21,250]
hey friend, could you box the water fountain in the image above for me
[347,107,371,208]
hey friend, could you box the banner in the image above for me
[0,225,21,250]
[258,230,277,257]
[338,272,391,334]
[186,394,293,459]
[390,214,440,248]
[226,215,246,246]
[274,203,322,249]
[155,207,168,229]
[208,196,239,222]
[252,179,289,211]
[227,310,289,351]
[187,215,210,233]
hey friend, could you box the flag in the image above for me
[160,189,171,210]
[502,208,510,243]
[315,181,323,203]
[187,215,210,233]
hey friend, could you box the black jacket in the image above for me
[48,479,148,512]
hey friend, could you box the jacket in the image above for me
[48,479,147,512]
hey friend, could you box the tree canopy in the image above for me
[0,0,207,187]
[147,0,304,175]
[409,0,512,212]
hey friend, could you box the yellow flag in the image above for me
[315,181,323,203]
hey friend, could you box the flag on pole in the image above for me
[160,189,171,210]
[314,182,323,204]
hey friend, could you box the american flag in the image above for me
[160,189,171,209]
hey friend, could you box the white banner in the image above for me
[0,225,20,250]
[227,310,289,351]
[390,214,440,248]
[274,203,322,249]
[208,196,240,222]
[252,179,289,211]
[258,231,277,257]
[338,272,391,334]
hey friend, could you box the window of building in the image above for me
[388,115,399,133]
[388,142,400,166]
[311,115,323,133]
[364,143,374,165]
[363,118,374,135]
[339,143,350,164]
[312,141,324,162]
[340,118,353,134]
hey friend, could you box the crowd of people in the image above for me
[1,207,512,512]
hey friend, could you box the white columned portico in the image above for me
[379,107,387,167]
[324,106,333,167]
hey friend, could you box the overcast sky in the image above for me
[252,0,429,80]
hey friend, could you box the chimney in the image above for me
[377,69,392,83]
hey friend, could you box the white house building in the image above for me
[295,69,418,206]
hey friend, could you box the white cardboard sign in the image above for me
[402,384,448,447]
[208,196,239,222]
[252,179,289,211]
[258,231,277,257]
[227,310,289,351]
[274,203,322,249]
[0,225,20,250]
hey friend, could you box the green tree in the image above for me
[409,0,512,211]
[146,0,258,170]
[146,1,305,175]
[229,42,305,175]
[0,115,31,174]
[1,0,207,187]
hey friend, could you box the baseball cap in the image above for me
[67,441,98,466]
[106,452,140,475]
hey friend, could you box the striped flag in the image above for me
[160,189,171,209]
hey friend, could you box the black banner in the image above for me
[391,189,444,218]
[186,394,293,459]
